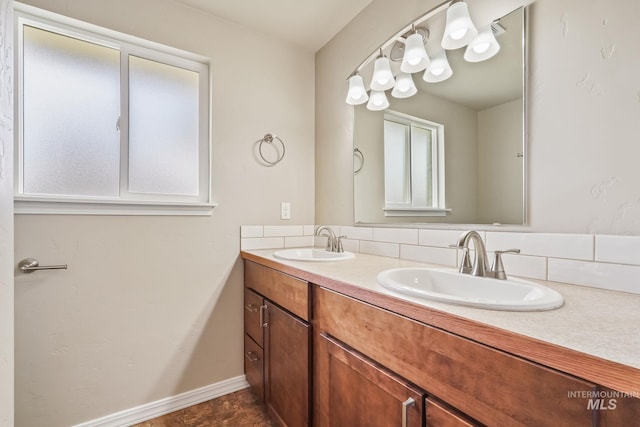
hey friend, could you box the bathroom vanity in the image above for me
[241,250,640,426]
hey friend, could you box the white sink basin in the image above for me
[377,268,563,311]
[273,248,355,262]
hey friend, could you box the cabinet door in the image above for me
[323,333,424,427]
[265,302,311,427]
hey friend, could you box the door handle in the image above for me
[18,258,67,274]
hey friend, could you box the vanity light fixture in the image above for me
[464,24,500,62]
[423,50,453,83]
[391,72,418,98]
[400,26,430,73]
[370,50,395,91]
[441,0,478,50]
[367,90,390,111]
[346,73,369,105]
[346,0,503,110]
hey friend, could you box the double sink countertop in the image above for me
[241,249,640,394]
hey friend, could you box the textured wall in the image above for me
[0,0,14,426]
[13,1,315,426]
[527,0,640,234]
[316,0,640,234]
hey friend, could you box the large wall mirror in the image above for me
[353,4,527,225]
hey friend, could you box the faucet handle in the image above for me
[449,244,473,274]
[336,235,346,253]
[491,249,520,280]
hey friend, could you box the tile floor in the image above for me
[131,388,276,426]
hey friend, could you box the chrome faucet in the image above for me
[315,226,344,253]
[453,231,490,277]
[451,231,520,279]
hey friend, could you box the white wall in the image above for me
[0,1,14,426]
[13,1,315,426]
[316,0,640,235]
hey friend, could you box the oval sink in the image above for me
[377,268,563,311]
[273,248,355,262]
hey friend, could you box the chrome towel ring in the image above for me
[258,133,286,166]
[354,147,364,174]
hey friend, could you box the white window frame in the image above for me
[383,110,448,217]
[13,3,215,215]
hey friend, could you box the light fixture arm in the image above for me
[348,0,450,76]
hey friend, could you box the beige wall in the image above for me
[0,0,14,425]
[316,0,640,235]
[477,98,524,224]
[13,1,315,426]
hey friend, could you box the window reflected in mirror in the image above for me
[383,111,446,217]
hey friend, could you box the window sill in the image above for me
[14,197,217,216]
[383,207,451,217]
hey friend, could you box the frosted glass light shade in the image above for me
[464,26,500,62]
[367,90,390,111]
[346,74,369,105]
[441,1,478,50]
[391,73,417,98]
[370,56,395,91]
[423,51,453,83]
[400,33,429,73]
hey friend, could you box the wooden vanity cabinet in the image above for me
[313,286,598,427]
[244,261,311,427]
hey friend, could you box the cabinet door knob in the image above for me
[244,303,258,313]
[402,397,415,427]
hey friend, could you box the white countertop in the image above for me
[244,249,640,379]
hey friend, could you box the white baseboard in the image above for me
[73,375,249,427]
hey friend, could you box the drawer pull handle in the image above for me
[402,397,415,427]
[260,304,268,328]
[245,351,259,363]
[245,303,258,313]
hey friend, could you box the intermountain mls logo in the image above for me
[567,390,640,410]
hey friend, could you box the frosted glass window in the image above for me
[384,120,409,205]
[15,9,211,214]
[411,126,434,207]
[22,25,121,197]
[128,56,200,196]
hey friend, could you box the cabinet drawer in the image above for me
[244,288,264,347]
[245,261,309,321]
[425,397,480,427]
[315,286,597,427]
[244,334,264,402]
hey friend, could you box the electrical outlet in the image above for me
[280,202,291,220]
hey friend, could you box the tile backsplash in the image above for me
[240,225,640,295]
